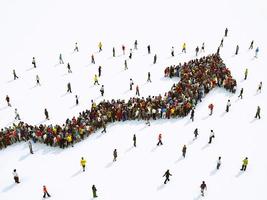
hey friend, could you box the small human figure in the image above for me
[201,42,205,52]
[122,45,125,55]
[249,40,254,50]
[255,47,259,58]
[208,130,215,144]
[91,54,95,64]
[14,108,21,120]
[224,28,228,37]
[134,40,138,50]
[130,78,134,90]
[147,45,151,54]
[133,134,136,147]
[80,157,86,172]
[226,99,231,112]
[235,45,239,55]
[147,72,152,82]
[255,106,261,119]
[171,46,174,57]
[157,133,163,146]
[75,95,79,105]
[244,68,248,80]
[98,66,102,77]
[129,49,133,59]
[92,185,98,198]
[193,128,198,140]
[257,81,262,93]
[113,149,117,162]
[220,38,224,47]
[200,181,207,196]
[74,42,79,52]
[94,74,100,85]
[59,53,64,64]
[238,88,244,99]
[36,75,41,86]
[135,85,140,96]
[163,169,172,184]
[190,109,195,122]
[13,169,20,183]
[182,43,186,53]
[43,185,51,198]
[6,95,11,107]
[13,69,19,80]
[124,60,128,70]
[100,85,104,96]
[67,63,72,73]
[195,46,199,56]
[217,156,221,170]
[67,82,72,93]
[28,141,34,154]
[101,122,106,133]
[32,57,36,68]
[112,47,115,57]
[153,54,157,64]
[44,108,49,120]
[208,103,214,115]
[182,145,187,158]
[240,157,248,171]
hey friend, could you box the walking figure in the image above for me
[80,157,86,172]
[91,54,95,64]
[244,68,248,80]
[235,45,239,55]
[171,46,174,57]
[216,156,221,170]
[190,109,195,122]
[224,28,228,37]
[6,95,11,107]
[147,72,152,82]
[249,40,254,50]
[255,47,259,58]
[75,95,79,105]
[208,103,214,115]
[59,54,64,64]
[100,85,104,96]
[124,60,128,70]
[98,66,102,77]
[153,54,157,64]
[113,149,117,162]
[36,75,41,86]
[134,40,138,50]
[44,108,49,120]
[14,108,21,120]
[240,157,248,171]
[129,49,133,59]
[220,38,224,47]
[182,145,187,158]
[208,130,215,144]
[226,99,231,112]
[182,43,186,53]
[43,185,51,198]
[255,106,261,119]
[74,42,79,52]
[122,45,125,55]
[157,133,163,146]
[147,45,151,54]
[238,88,243,99]
[257,81,262,93]
[13,69,19,80]
[92,185,98,198]
[195,46,199,56]
[135,85,140,96]
[13,169,20,183]
[193,128,198,140]
[67,82,72,93]
[133,134,136,147]
[28,141,34,154]
[32,57,36,68]
[163,169,172,184]
[200,181,207,196]
[112,47,115,57]
[98,42,102,52]
[101,122,106,133]
[67,63,72,73]
[201,42,205,52]
[130,78,134,90]
[94,74,100,85]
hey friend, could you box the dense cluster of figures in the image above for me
[0,53,237,150]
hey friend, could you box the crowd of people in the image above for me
[0,53,236,150]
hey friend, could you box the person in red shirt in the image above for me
[43,185,51,198]
[157,133,163,146]
[208,103,214,115]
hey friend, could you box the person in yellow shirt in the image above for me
[94,74,100,85]
[81,157,87,172]
[240,157,248,171]
[98,42,102,52]
[182,43,186,53]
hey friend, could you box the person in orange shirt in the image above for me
[43,185,51,198]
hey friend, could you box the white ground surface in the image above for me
[0,0,267,199]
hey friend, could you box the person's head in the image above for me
[14,169,16,172]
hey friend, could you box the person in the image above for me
[217,156,221,170]
[190,109,195,122]
[255,47,259,58]
[135,85,140,96]
[14,108,21,120]
[32,57,36,68]
[122,45,125,55]
[124,60,128,70]
[112,47,115,57]
[59,53,64,64]
[182,43,186,53]
[13,169,20,183]
[94,74,100,85]
[74,42,79,52]
[182,145,187,158]
[133,134,136,147]
[67,82,72,93]
[157,133,163,146]
[235,45,239,55]
[240,157,248,171]
[208,130,215,144]
[171,46,174,57]
[147,72,151,82]
[193,128,198,140]
[100,85,104,96]
[216,46,220,55]
[13,69,19,80]
[147,45,151,54]
[195,46,199,56]
[257,81,262,93]
[153,54,157,64]
[224,28,228,37]
[208,103,214,115]
[6,95,11,107]
[43,185,51,198]
[220,38,224,47]
[226,99,231,112]
[130,78,134,90]
[163,169,172,184]
[134,40,138,50]
[249,40,254,50]
[98,66,102,77]
[201,42,205,52]
[28,141,34,154]
[75,95,79,105]
[113,149,117,162]
[200,181,207,196]
[101,122,106,133]
[244,68,248,80]
[92,185,98,198]
[67,63,72,73]
[80,157,86,172]
[238,88,244,99]
[255,106,261,119]
[91,54,95,64]
[44,108,49,120]
[36,75,41,86]
[129,49,133,59]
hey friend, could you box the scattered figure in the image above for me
[195,46,199,56]
[193,128,198,140]
[13,169,20,183]
[67,63,72,73]
[44,108,49,120]
[124,60,128,70]
[244,68,248,80]
[94,74,100,85]
[135,85,140,96]
[208,103,214,115]
[226,99,231,112]
[240,157,248,171]
[147,45,151,54]
[255,47,259,58]
[157,133,163,146]
[134,40,138,50]
[200,181,207,196]
[6,95,11,107]
[224,28,228,37]
[98,42,103,52]
[163,169,172,184]
[67,82,72,93]
[13,69,19,80]
[98,66,102,77]
[36,75,41,86]
[28,141,34,154]
[43,185,51,198]
[257,81,262,93]
[182,43,186,53]
[238,88,244,99]
[100,85,104,96]
[235,45,239,55]
[74,42,79,52]
[217,156,222,170]
[133,134,136,147]
[249,40,254,50]
[75,95,79,105]
[171,46,174,57]
[153,54,157,64]
[130,78,134,90]
[147,72,152,82]
[80,157,86,172]
[14,108,21,120]
[91,54,95,64]
[92,185,98,198]
[208,130,215,144]
[112,47,115,57]
[182,145,187,158]
[255,106,261,119]
[59,53,64,64]
[32,57,36,68]
[113,149,117,162]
